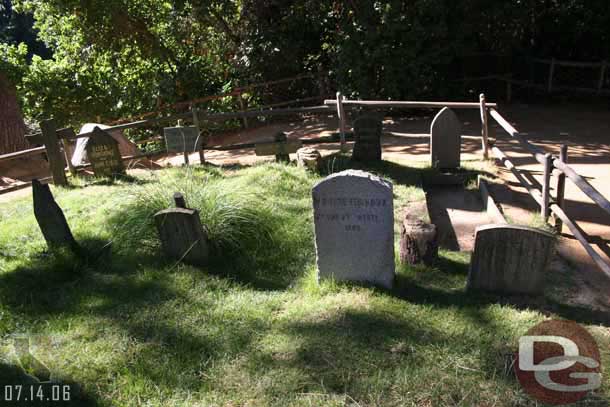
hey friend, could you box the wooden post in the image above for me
[555,143,568,233]
[192,106,205,164]
[173,192,186,208]
[547,58,556,93]
[542,153,552,221]
[238,91,249,129]
[479,93,490,159]
[40,119,68,186]
[598,61,606,94]
[336,91,347,152]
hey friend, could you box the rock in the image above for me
[312,170,395,288]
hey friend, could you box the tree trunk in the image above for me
[399,219,438,266]
[0,73,28,154]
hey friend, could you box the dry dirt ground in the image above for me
[2,104,609,310]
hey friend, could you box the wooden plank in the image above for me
[542,153,552,220]
[0,146,46,163]
[555,144,568,233]
[336,92,347,152]
[553,158,610,219]
[323,100,498,109]
[40,119,68,186]
[532,58,605,68]
[550,203,610,278]
[489,109,548,164]
[492,146,543,207]
[255,140,302,156]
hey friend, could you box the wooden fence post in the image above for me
[547,58,556,93]
[598,61,606,94]
[336,91,347,152]
[238,91,248,129]
[555,142,568,233]
[192,106,205,165]
[479,93,490,159]
[40,119,68,186]
[542,153,552,221]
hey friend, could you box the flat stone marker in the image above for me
[154,193,209,266]
[86,127,125,177]
[430,107,461,169]
[164,126,202,153]
[467,224,555,295]
[32,179,80,252]
[352,115,382,162]
[312,170,395,288]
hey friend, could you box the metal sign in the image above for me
[164,126,202,153]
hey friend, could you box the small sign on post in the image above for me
[86,127,125,177]
[164,125,202,165]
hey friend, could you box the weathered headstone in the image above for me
[352,115,382,162]
[430,107,461,169]
[154,193,209,266]
[312,170,395,288]
[296,147,322,171]
[164,126,202,153]
[85,127,125,177]
[467,224,555,295]
[32,179,80,252]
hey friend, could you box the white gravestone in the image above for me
[312,170,395,288]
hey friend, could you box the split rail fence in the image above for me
[488,109,610,277]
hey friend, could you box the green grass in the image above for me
[0,162,608,406]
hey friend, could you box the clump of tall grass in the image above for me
[109,167,276,259]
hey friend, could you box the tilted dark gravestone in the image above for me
[352,115,382,162]
[85,127,125,177]
[312,170,395,288]
[32,179,80,252]
[467,224,556,295]
[154,193,209,266]
[430,107,461,169]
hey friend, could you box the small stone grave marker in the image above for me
[85,127,125,177]
[164,126,202,153]
[467,224,555,295]
[352,115,382,161]
[32,179,80,252]
[255,132,302,162]
[154,193,209,266]
[430,107,461,169]
[312,170,395,288]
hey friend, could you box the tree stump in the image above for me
[399,218,438,266]
[296,147,322,171]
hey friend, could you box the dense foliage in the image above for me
[2,0,610,127]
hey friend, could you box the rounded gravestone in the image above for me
[312,170,395,288]
[430,107,462,169]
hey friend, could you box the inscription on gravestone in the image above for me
[312,170,395,288]
[86,127,125,177]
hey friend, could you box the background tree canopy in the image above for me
[2,0,609,127]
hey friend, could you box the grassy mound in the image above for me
[0,162,608,407]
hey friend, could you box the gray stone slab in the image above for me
[430,107,461,169]
[164,126,202,153]
[312,170,395,288]
[467,224,556,295]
